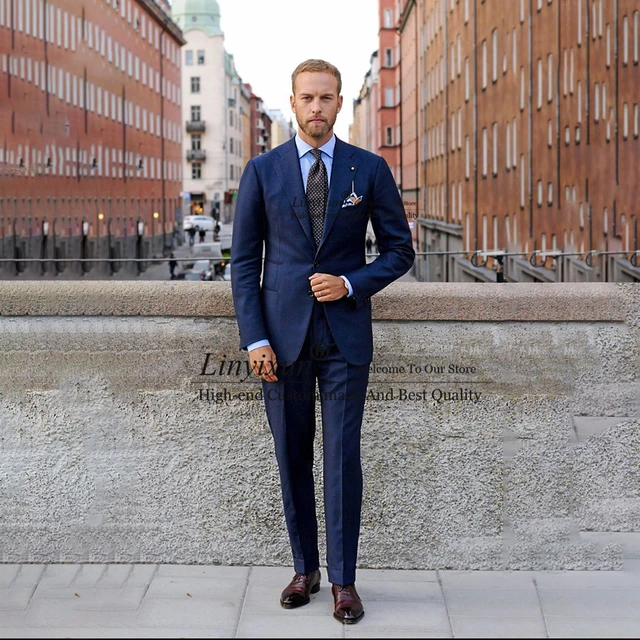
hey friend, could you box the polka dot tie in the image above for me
[306,148,328,248]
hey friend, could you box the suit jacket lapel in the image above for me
[318,137,356,252]
[273,138,315,250]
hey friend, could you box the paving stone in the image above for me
[146,576,247,599]
[136,596,240,628]
[444,587,542,618]
[236,613,343,638]
[14,598,139,627]
[0,566,19,588]
[439,570,537,589]
[31,585,147,610]
[344,627,453,638]
[127,565,158,586]
[96,565,133,588]
[12,566,46,587]
[0,586,35,610]
[356,580,444,602]
[0,629,235,638]
[38,565,81,588]
[538,588,640,618]
[534,570,640,588]
[450,616,547,638]
[340,599,450,631]
[545,616,640,638]
[71,565,108,588]
[155,565,249,580]
[355,569,438,582]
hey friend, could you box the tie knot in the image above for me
[310,148,323,162]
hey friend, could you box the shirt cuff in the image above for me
[340,275,354,298]
[247,339,270,351]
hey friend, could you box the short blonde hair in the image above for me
[291,59,342,95]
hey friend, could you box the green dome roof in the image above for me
[171,0,223,37]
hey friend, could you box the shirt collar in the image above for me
[295,133,336,160]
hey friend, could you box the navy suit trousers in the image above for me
[261,299,370,586]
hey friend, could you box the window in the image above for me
[197,50,205,65]
[384,87,394,107]
[384,8,392,28]
[451,43,455,81]
[385,48,393,67]
[623,103,629,139]
[482,127,488,177]
[191,105,201,121]
[512,28,517,74]
[482,40,487,89]
[578,0,582,45]
[548,119,553,147]
[635,11,639,64]
[548,182,553,206]
[492,123,498,176]
[537,180,543,206]
[570,48,574,93]
[451,114,456,150]
[185,50,193,65]
[465,135,470,178]
[563,49,568,95]
[623,15,629,65]
[457,108,462,149]
[464,57,470,101]
[192,134,201,150]
[594,82,600,122]
[385,127,393,146]
[191,77,200,93]
[492,29,498,82]
[506,123,511,169]
[520,66,525,110]
[547,54,553,102]
[577,81,582,122]
[457,35,462,76]
[520,155,525,208]
[606,23,611,67]
[635,104,639,138]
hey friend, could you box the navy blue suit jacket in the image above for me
[231,135,415,367]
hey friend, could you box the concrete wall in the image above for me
[0,283,638,570]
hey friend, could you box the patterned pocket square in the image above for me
[341,192,363,208]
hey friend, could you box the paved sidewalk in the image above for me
[1,563,640,638]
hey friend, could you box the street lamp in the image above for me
[153,211,159,256]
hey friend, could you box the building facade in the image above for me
[245,85,272,157]
[0,0,185,277]
[268,109,295,149]
[393,0,640,282]
[172,0,244,223]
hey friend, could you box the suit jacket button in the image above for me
[314,261,319,268]
[308,290,314,298]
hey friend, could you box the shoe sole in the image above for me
[280,582,320,609]
[333,610,365,625]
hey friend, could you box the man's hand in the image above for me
[248,345,278,382]
[309,273,349,302]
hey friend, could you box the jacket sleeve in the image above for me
[230,159,269,351]
[342,156,415,310]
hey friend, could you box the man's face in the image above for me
[290,72,343,143]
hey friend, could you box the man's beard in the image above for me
[296,113,335,138]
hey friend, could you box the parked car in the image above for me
[182,270,206,281]
[183,215,215,232]
[191,259,213,280]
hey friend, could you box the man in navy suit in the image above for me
[231,59,414,624]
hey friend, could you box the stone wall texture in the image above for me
[0,282,638,570]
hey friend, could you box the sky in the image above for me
[208,0,380,141]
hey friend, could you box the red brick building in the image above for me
[244,84,272,158]
[0,0,185,277]
[396,0,640,282]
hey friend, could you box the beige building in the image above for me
[171,0,244,221]
[268,109,295,148]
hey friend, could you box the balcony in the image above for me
[187,149,206,162]
[186,120,205,133]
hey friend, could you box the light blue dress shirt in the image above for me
[246,135,354,353]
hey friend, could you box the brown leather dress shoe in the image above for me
[280,569,321,609]
[332,583,365,624]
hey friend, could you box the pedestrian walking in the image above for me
[365,237,373,254]
[169,253,178,280]
[199,227,206,243]
[187,227,196,247]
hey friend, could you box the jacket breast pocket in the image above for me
[261,259,279,291]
